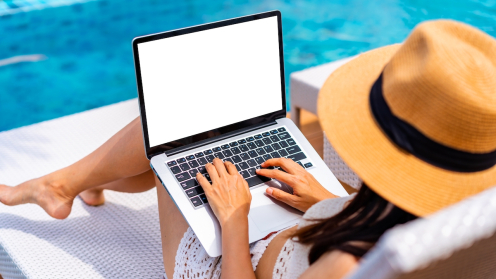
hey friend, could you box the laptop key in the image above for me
[255,157,265,165]
[248,150,259,158]
[238,139,247,144]
[248,168,257,176]
[264,145,274,153]
[186,186,205,198]
[263,154,272,161]
[175,172,191,182]
[167,161,177,166]
[296,161,305,168]
[177,158,186,163]
[271,152,281,158]
[188,169,199,177]
[278,132,291,140]
[287,152,307,162]
[255,140,265,147]
[287,139,297,146]
[278,127,286,132]
[231,147,241,154]
[246,175,271,187]
[239,162,250,170]
[271,143,281,150]
[255,148,266,155]
[270,135,280,142]
[239,145,249,152]
[304,162,313,168]
[279,141,289,148]
[229,142,238,147]
[190,196,203,207]
[204,173,212,182]
[186,155,196,161]
[247,159,257,167]
[214,152,225,159]
[221,144,230,150]
[262,132,271,137]
[240,153,250,160]
[195,152,204,158]
[198,166,207,174]
[213,147,221,152]
[224,158,234,164]
[235,164,241,171]
[240,170,250,178]
[232,155,242,163]
[199,194,208,204]
[247,137,255,142]
[247,142,257,149]
[222,150,233,157]
[205,155,215,163]
[286,146,301,154]
[278,149,289,157]
[188,160,200,168]
[204,149,213,155]
[180,179,198,190]
[262,138,272,145]
[197,157,208,165]
[170,166,181,174]
[270,130,278,134]
[254,134,263,139]
[180,163,190,171]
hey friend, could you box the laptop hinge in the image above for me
[164,120,278,157]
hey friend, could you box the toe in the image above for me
[0,184,14,205]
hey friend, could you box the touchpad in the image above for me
[249,180,302,233]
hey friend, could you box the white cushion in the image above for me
[0,99,164,279]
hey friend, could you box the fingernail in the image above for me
[256,169,260,173]
[266,188,273,195]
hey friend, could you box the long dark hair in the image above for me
[294,183,417,264]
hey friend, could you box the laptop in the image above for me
[132,10,348,257]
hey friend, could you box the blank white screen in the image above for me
[138,16,283,148]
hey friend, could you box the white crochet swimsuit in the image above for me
[169,194,354,279]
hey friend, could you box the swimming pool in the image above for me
[1,0,495,132]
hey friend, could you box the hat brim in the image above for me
[318,44,496,217]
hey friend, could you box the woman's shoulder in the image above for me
[299,194,355,227]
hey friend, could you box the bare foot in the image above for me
[0,177,75,220]
[79,188,105,206]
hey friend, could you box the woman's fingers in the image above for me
[196,172,212,191]
[212,158,228,178]
[262,158,300,174]
[205,162,220,183]
[256,168,294,186]
[266,187,296,207]
[224,161,238,175]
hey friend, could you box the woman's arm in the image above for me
[196,158,256,279]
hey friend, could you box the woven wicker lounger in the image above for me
[0,99,164,279]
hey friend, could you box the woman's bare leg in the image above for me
[0,117,151,219]
[155,175,189,279]
[80,169,156,206]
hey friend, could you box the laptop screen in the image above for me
[134,12,286,158]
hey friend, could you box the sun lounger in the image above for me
[290,56,357,126]
[324,135,496,279]
[0,99,164,279]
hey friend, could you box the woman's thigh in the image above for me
[155,176,189,279]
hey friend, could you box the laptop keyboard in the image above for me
[166,127,314,208]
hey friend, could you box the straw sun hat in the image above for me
[318,20,496,217]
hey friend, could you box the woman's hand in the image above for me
[196,158,252,228]
[256,158,338,212]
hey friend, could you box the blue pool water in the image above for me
[0,0,495,132]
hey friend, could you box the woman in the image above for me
[2,20,496,279]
